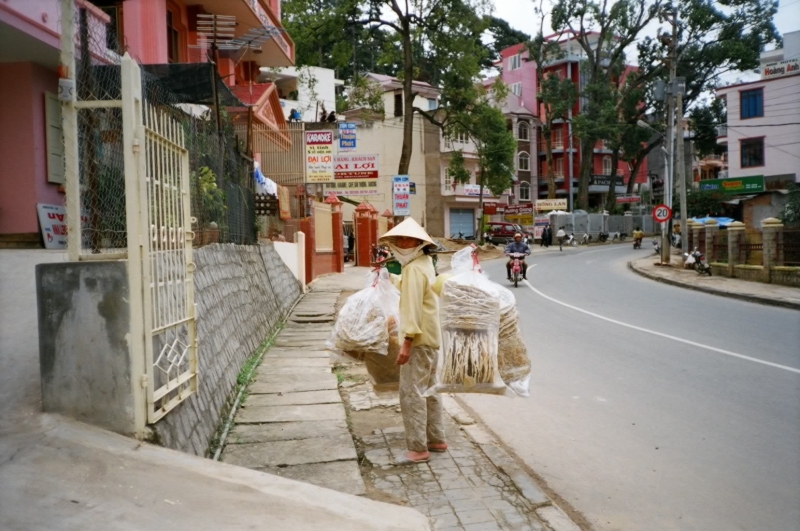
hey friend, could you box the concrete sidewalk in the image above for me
[629,254,800,309]
[0,251,428,531]
[221,264,584,531]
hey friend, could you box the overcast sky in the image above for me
[490,0,800,83]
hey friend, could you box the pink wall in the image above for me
[0,62,62,235]
[499,45,538,112]
[123,0,168,64]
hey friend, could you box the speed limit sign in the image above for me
[653,204,672,223]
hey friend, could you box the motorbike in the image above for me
[580,233,592,245]
[506,252,527,288]
[565,233,577,247]
[671,233,681,248]
[653,239,661,255]
[684,247,712,276]
[633,237,643,249]
[597,231,610,243]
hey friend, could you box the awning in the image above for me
[722,195,757,205]
[140,63,245,107]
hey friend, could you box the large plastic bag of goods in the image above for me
[364,335,400,393]
[450,245,479,274]
[328,268,400,362]
[494,284,531,397]
[425,259,506,395]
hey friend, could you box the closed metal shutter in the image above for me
[449,209,475,238]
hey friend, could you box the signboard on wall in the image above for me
[505,203,533,226]
[699,175,765,194]
[334,154,379,179]
[305,130,334,183]
[323,180,380,196]
[339,122,357,150]
[393,175,411,216]
[37,203,68,249]
[616,195,641,204]
[762,58,800,79]
[535,198,568,211]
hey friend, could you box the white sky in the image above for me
[489,0,800,84]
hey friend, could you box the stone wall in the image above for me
[151,243,303,455]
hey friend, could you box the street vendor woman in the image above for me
[380,218,446,465]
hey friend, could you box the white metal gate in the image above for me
[122,55,198,424]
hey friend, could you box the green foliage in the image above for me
[690,98,727,159]
[342,75,385,114]
[470,103,517,197]
[446,150,472,185]
[673,189,727,218]
[483,16,530,69]
[780,183,800,227]
[192,166,226,225]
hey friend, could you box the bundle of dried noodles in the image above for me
[496,284,531,397]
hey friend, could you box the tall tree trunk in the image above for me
[604,148,621,212]
[478,164,485,242]
[544,128,556,199]
[576,138,593,210]
[398,19,414,176]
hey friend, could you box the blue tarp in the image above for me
[690,217,736,227]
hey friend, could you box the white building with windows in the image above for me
[716,31,800,186]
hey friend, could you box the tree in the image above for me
[673,189,726,218]
[689,98,726,159]
[526,8,579,200]
[483,17,531,70]
[779,184,800,227]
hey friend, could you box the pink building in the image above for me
[0,0,293,246]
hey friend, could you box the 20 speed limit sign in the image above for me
[653,204,672,223]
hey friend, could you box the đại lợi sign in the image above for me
[698,175,765,194]
[334,154,379,179]
[305,130,334,183]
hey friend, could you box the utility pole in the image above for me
[659,6,678,264]
[675,81,688,255]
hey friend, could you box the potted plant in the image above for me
[191,166,226,246]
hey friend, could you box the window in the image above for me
[740,88,763,119]
[428,98,438,111]
[167,7,181,63]
[554,157,564,177]
[99,4,124,53]
[45,92,64,184]
[554,128,563,149]
[603,156,612,176]
[509,54,522,70]
[517,121,530,140]
[740,138,764,168]
[510,82,522,97]
[519,182,531,201]
[444,167,452,189]
[394,92,403,117]
[518,151,530,171]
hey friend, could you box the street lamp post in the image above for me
[638,120,670,264]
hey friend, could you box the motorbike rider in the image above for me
[556,227,566,247]
[505,233,531,280]
[633,226,644,246]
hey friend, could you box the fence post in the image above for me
[761,217,783,283]
[704,219,718,260]
[727,221,745,278]
[296,231,307,292]
[301,216,315,284]
[355,203,372,266]
[690,220,702,252]
[325,195,344,274]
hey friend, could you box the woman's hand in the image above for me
[397,339,413,365]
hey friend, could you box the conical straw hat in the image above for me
[379,217,436,248]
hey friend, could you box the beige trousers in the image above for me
[399,345,445,452]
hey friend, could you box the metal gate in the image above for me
[122,56,198,424]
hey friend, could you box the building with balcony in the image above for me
[0,0,295,245]
[715,31,800,190]
[261,66,342,123]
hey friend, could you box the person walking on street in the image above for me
[556,226,566,251]
[380,218,446,465]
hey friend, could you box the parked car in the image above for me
[484,222,531,245]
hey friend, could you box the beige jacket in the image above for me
[391,255,441,349]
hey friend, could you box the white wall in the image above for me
[719,74,800,180]
[273,238,306,289]
[274,66,339,122]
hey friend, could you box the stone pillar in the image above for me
[382,209,395,231]
[355,202,372,266]
[325,194,345,273]
[300,216,315,284]
[727,221,745,278]
[369,205,379,249]
[690,220,703,253]
[761,217,783,282]
[704,219,719,261]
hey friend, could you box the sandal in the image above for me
[395,454,430,465]
[428,443,448,453]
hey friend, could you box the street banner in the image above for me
[698,175,765,194]
[393,175,411,216]
[339,122,357,150]
[305,130,334,183]
[278,185,292,220]
[37,203,68,249]
[463,184,494,197]
[334,154,379,179]
[535,198,568,211]
[323,180,380,196]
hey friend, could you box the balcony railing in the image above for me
[716,125,728,137]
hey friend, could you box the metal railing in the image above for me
[711,233,728,263]
[738,230,763,266]
[776,229,800,266]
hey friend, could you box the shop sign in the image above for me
[37,203,68,249]
[334,154,379,179]
[504,203,533,216]
[616,195,641,204]
[323,180,379,196]
[590,175,624,187]
[484,204,497,215]
[535,198,568,211]
[305,130,334,183]
[339,122,357,151]
[762,58,800,79]
[698,175,765,194]
[393,175,411,216]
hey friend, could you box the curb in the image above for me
[445,396,588,531]
[628,261,800,311]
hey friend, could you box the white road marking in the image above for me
[523,280,800,375]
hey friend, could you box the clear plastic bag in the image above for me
[450,245,480,274]
[494,284,531,397]
[328,269,400,362]
[427,262,506,395]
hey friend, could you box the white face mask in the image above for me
[388,243,427,266]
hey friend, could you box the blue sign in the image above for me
[409,182,416,194]
[339,122,357,151]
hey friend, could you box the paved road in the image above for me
[461,244,800,531]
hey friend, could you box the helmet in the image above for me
[514,232,522,239]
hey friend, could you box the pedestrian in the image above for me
[543,225,552,248]
[326,110,337,123]
[379,218,446,465]
[319,105,328,122]
[348,232,355,253]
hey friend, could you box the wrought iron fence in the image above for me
[711,232,728,263]
[738,230,763,266]
[776,229,800,266]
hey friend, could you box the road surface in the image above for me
[461,244,800,531]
